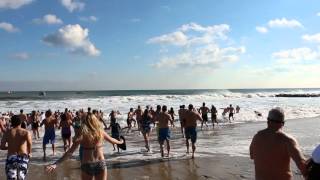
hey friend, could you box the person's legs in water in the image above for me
[96,169,107,180]
[43,144,46,161]
[192,142,196,159]
[166,139,170,157]
[186,139,189,154]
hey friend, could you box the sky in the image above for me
[1,0,320,91]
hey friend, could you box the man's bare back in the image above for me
[158,112,173,128]
[184,110,202,128]
[1,126,32,156]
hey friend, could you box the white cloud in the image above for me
[79,16,98,22]
[0,0,33,9]
[60,0,85,12]
[272,47,320,62]
[0,22,19,33]
[147,31,188,46]
[302,33,320,43]
[148,23,230,47]
[43,24,100,56]
[256,26,268,33]
[9,52,30,60]
[268,18,303,28]
[130,18,141,23]
[33,14,63,25]
[148,23,244,68]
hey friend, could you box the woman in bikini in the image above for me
[46,113,123,180]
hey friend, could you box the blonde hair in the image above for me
[81,113,103,143]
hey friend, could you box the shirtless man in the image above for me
[228,104,235,122]
[200,102,210,129]
[250,108,307,180]
[1,115,32,180]
[210,105,218,127]
[19,109,28,129]
[59,109,73,152]
[41,110,58,161]
[178,105,187,137]
[126,108,136,133]
[155,105,174,157]
[134,105,143,134]
[184,104,203,158]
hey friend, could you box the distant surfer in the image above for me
[236,105,240,113]
[254,111,262,117]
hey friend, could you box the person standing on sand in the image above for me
[41,110,58,161]
[200,102,210,129]
[155,105,174,157]
[46,113,123,180]
[0,115,32,180]
[250,107,307,180]
[184,104,203,159]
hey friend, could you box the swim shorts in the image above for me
[61,127,71,139]
[43,128,56,145]
[158,128,170,142]
[6,154,29,180]
[185,127,197,143]
[202,114,208,122]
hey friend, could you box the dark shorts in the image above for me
[142,125,151,134]
[229,113,234,118]
[43,128,55,145]
[6,154,29,180]
[158,128,170,142]
[32,122,39,130]
[202,114,208,122]
[185,127,197,143]
[112,133,120,140]
[61,127,71,139]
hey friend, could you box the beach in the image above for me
[1,114,316,179]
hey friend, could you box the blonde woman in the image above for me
[46,113,123,180]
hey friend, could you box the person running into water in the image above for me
[228,104,235,122]
[168,107,176,127]
[178,105,187,137]
[30,110,40,139]
[184,104,203,159]
[236,105,240,113]
[250,107,307,179]
[210,105,218,127]
[60,109,73,152]
[46,113,124,180]
[126,108,136,133]
[141,109,153,152]
[19,109,28,129]
[134,105,143,134]
[1,115,32,180]
[41,110,58,161]
[156,105,174,157]
[200,102,210,129]
[109,111,121,152]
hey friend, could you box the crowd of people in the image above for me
[1,104,320,180]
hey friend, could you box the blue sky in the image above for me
[1,0,320,91]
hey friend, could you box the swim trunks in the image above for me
[185,127,197,143]
[61,127,71,139]
[229,113,234,118]
[43,128,55,145]
[202,114,208,122]
[31,122,39,130]
[5,154,29,180]
[158,128,170,142]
